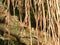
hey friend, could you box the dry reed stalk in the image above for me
[41,0,47,44]
[24,0,29,27]
[52,19,57,45]
[28,0,32,45]
[51,10,57,41]
[52,0,58,36]
[7,0,10,45]
[18,0,22,23]
[46,0,54,45]
[37,0,42,45]
[55,0,60,45]
[33,0,40,45]
[49,0,59,45]
[27,0,31,44]
[3,0,7,45]
[47,0,56,43]
[50,0,55,37]
[42,0,46,31]
[33,0,37,34]
[49,0,58,45]
[38,0,42,31]
[46,0,50,31]
[30,0,36,45]
[18,0,25,32]
[39,4,42,31]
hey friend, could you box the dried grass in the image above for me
[2,0,60,45]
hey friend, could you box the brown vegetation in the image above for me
[0,0,60,45]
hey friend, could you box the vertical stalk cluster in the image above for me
[25,0,32,45]
[18,0,23,23]
[3,0,60,45]
[6,0,10,45]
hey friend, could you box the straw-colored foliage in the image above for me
[0,0,60,45]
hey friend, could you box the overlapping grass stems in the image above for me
[1,0,60,45]
[3,0,10,45]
